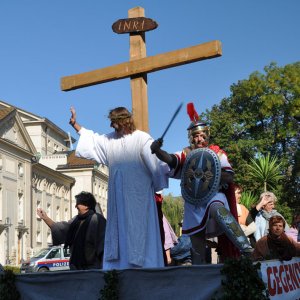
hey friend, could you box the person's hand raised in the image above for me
[256,196,273,211]
[37,208,47,220]
[150,138,163,154]
[69,107,77,126]
[261,196,272,207]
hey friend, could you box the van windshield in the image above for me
[32,248,50,258]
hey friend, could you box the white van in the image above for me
[20,245,70,273]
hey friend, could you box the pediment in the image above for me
[0,100,41,122]
[0,108,36,153]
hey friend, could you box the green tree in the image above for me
[162,194,184,236]
[247,153,283,192]
[202,62,300,209]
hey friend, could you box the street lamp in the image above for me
[5,217,12,265]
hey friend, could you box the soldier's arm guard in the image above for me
[151,139,177,169]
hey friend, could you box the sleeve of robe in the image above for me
[243,210,256,237]
[85,213,106,262]
[75,127,109,165]
[51,219,74,246]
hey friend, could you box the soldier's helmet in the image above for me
[186,102,210,147]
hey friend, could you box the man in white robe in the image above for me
[69,106,169,270]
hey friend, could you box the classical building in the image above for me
[0,100,108,266]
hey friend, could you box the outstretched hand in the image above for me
[151,138,163,154]
[36,208,55,227]
[36,208,47,220]
[69,107,76,126]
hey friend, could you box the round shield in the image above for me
[180,148,221,207]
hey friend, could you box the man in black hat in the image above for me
[37,191,106,270]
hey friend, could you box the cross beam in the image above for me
[61,41,222,91]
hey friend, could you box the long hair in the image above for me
[108,107,136,133]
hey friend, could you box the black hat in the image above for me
[75,192,96,211]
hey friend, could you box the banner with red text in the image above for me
[259,257,300,300]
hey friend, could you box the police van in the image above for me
[20,245,70,273]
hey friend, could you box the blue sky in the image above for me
[1,1,299,196]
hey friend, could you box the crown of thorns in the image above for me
[109,113,132,121]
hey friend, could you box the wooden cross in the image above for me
[61,7,222,132]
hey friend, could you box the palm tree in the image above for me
[240,191,257,210]
[247,153,283,192]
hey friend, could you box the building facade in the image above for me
[0,100,108,266]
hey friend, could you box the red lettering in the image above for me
[284,265,294,291]
[289,264,298,289]
[267,267,277,296]
[273,266,283,294]
[295,263,300,285]
[279,265,289,292]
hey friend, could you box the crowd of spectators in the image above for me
[167,189,300,264]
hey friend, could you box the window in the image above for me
[63,247,71,258]
[47,232,52,245]
[36,201,41,220]
[64,208,68,221]
[18,193,24,223]
[18,163,24,177]
[47,204,51,216]
[47,248,61,259]
[36,231,41,243]
[56,206,60,221]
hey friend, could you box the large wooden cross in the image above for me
[61,7,222,132]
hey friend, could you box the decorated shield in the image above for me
[180,148,221,207]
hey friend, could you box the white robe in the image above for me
[76,128,169,269]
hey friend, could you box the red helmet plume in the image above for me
[187,102,199,123]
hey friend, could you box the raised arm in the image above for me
[37,208,55,228]
[255,196,272,211]
[150,138,177,169]
[69,106,82,133]
[249,196,272,220]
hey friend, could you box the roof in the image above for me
[0,100,76,143]
[68,151,96,166]
[0,106,15,121]
[56,151,97,169]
